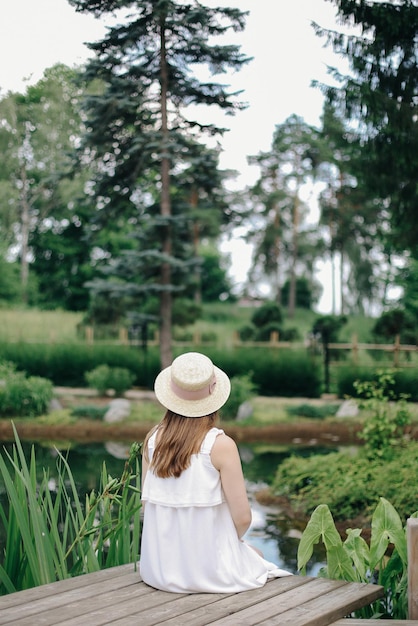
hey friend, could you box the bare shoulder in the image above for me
[211,432,239,469]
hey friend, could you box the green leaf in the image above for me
[297,504,341,571]
[370,497,406,568]
[327,544,358,581]
[344,528,370,580]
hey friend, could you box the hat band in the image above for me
[170,374,217,401]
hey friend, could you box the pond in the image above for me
[0,438,336,575]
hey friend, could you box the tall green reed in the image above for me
[0,425,142,595]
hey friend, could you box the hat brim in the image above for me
[154,364,231,417]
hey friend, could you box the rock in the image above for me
[236,401,254,422]
[49,397,63,411]
[336,399,359,418]
[104,398,131,423]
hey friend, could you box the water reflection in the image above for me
[0,439,333,575]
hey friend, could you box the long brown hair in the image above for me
[146,410,217,478]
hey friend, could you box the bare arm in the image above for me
[211,433,252,539]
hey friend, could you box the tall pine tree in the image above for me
[68,0,249,366]
[313,0,418,257]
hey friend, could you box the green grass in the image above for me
[0,303,376,345]
[0,309,82,343]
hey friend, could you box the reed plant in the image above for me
[0,425,142,595]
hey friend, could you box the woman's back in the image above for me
[140,352,292,593]
[141,427,280,593]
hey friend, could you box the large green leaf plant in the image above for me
[298,498,417,619]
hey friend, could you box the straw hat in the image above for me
[154,352,231,417]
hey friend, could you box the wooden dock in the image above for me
[0,563,387,626]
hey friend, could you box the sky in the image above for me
[1,0,347,312]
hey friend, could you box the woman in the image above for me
[140,351,292,593]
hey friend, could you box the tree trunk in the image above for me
[190,188,201,304]
[288,191,299,319]
[159,19,172,369]
[340,248,345,315]
[331,252,336,315]
[19,163,30,304]
[272,168,282,306]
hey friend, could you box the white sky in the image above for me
[0,0,348,312]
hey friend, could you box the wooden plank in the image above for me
[0,569,385,626]
[257,579,384,626]
[0,576,150,626]
[408,518,418,619]
[0,564,135,610]
[54,588,190,626]
[206,578,348,626]
[114,576,310,626]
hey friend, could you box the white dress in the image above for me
[140,427,292,593]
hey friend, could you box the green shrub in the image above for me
[286,403,340,419]
[222,374,258,420]
[85,365,135,396]
[355,370,411,460]
[337,365,418,402]
[204,348,322,398]
[70,405,108,420]
[254,322,282,341]
[237,324,255,341]
[251,301,283,328]
[0,361,53,417]
[0,343,159,389]
[271,441,418,523]
[0,343,322,397]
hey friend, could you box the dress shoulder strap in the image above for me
[200,427,224,454]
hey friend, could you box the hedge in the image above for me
[0,343,322,397]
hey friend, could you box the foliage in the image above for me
[336,365,418,401]
[316,1,418,257]
[251,301,283,328]
[222,374,258,421]
[254,321,282,341]
[0,342,159,389]
[0,65,94,309]
[69,0,250,368]
[245,115,325,314]
[70,405,108,420]
[0,258,20,305]
[282,277,321,310]
[85,365,135,397]
[0,361,53,417]
[208,348,322,398]
[373,308,417,344]
[199,246,235,303]
[285,403,340,420]
[0,427,142,594]
[354,370,411,460]
[272,441,418,524]
[298,498,415,619]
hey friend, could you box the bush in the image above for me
[222,374,258,420]
[237,324,255,341]
[271,441,418,523]
[85,365,135,396]
[286,403,340,419]
[70,405,109,420]
[0,361,53,417]
[254,322,282,341]
[0,343,159,389]
[251,301,283,328]
[336,365,418,402]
